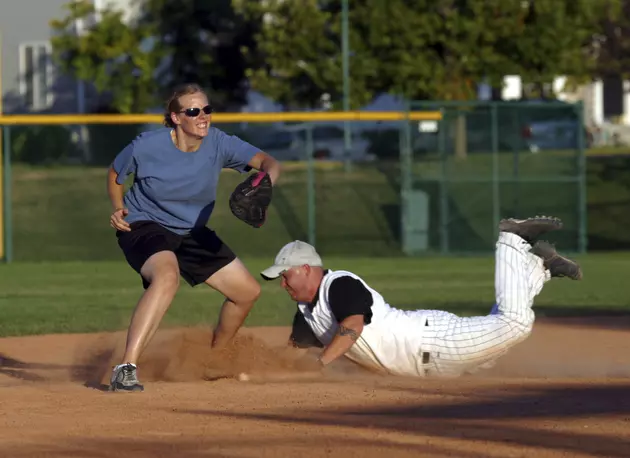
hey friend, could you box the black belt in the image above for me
[422,317,432,375]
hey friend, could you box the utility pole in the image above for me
[75,0,91,162]
[342,0,352,172]
[0,31,4,262]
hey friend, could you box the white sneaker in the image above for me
[109,363,144,392]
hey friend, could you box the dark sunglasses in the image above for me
[179,105,213,117]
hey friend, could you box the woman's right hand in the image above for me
[110,207,131,232]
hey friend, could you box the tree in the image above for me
[51,0,259,113]
[235,0,529,109]
[593,0,630,78]
[236,0,613,108]
[495,0,617,99]
[236,0,614,158]
[50,0,163,113]
[139,0,260,110]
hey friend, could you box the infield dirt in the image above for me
[1,317,630,457]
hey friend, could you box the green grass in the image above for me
[412,149,581,179]
[10,162,405,261]
[9,148,630,263]
[5,155,630,338]
[587,146,630,156]
[0,253,628,337]
[11,165,294,261]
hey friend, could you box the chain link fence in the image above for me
[400,101,587,255]
[3,118,406,261]
[1,103,586,262]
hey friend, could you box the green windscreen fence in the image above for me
[400,101,586,255]
[2,101,586,262]
[4,120,405,261]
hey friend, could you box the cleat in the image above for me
[109,363,144,392]
[530,240,583,280]
[499,215,563,243]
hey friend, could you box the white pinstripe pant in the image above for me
[420,232,550,377]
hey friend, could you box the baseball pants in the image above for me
[420,231,550,377]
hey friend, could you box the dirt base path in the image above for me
[1,318,630,457]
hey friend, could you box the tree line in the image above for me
[50,0,629,114]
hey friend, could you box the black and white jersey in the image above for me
[290,269,431,376]
[290,231,551,378]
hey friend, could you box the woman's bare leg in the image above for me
[120,251,180,364]
[204,258,261,349]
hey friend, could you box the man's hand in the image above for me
[288,352,337,376]
[110,207,131,232]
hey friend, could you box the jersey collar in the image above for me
[305,269,330,311]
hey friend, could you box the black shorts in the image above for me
[116,221,236,289]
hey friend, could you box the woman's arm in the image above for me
[247,152,282,185]
[107,167,125,210]
[107,166,130,232]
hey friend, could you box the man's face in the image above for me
[280,265,313,302]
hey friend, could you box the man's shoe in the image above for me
[109,363,144,392]
[530,240,583,280]
[499,216,563,243]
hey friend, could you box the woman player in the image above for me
[106,83,281,392]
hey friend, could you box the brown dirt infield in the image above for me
[1,317,630,457]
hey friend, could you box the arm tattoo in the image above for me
[338,325,359,341]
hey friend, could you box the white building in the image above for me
[499,75,629,128]
[0,0,137,114]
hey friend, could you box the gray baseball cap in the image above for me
[260,240,323,280]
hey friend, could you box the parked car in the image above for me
[251,124,375,162]
[521,119,591,153]
[411,101,588,155]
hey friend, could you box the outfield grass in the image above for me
[10,152,628,262]
[0,253,628,337]
[5,154,630,338]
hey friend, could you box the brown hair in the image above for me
[163,83,206,128]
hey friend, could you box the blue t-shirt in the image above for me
[112,127,259,234]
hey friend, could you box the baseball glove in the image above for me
[229,172,273,228]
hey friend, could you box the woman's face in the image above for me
[171,92,212,138]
